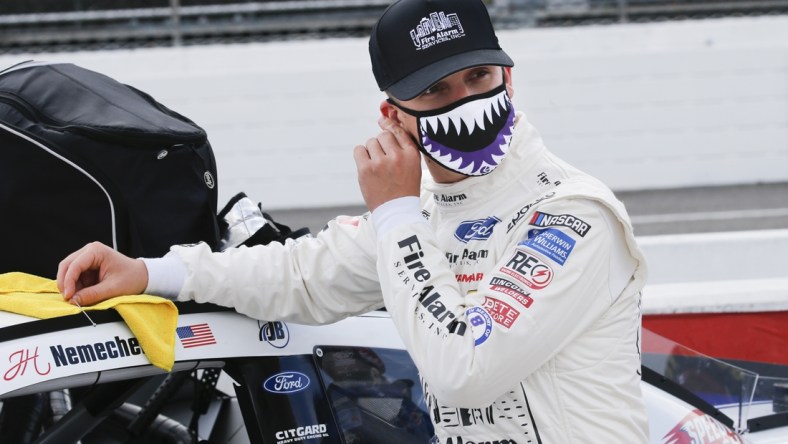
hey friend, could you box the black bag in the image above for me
[0,61,220,278]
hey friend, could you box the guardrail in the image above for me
[640,229,788,314]
[1,0,787,52]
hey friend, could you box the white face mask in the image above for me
[390,82,515,176]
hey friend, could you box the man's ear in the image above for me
[504,67,514,99]
[380,99,404,124]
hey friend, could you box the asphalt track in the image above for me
[269,182,788,237]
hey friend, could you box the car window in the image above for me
[314,346,434,443]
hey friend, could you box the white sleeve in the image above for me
[169,214,385,324]
[141,255,186,299]
[371,196,428,237]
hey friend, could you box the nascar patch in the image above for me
[529,211,591,237]
[519,228,576,266]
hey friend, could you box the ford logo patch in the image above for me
[454,216,501,243]
[263,371,310,394]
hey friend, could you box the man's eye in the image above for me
[421,85,443,96]
[470,69,490,80]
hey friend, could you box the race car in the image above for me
[0,302,786,444]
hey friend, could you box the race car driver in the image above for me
[58,0,650,442]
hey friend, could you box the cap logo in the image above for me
[410,12,465,50]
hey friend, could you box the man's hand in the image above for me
[56,242,148,306]
[353,116,422,212]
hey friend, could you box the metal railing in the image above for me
[0,0,787,53]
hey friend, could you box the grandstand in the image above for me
[1,0,787,53]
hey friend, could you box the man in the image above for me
[58,0,650,442]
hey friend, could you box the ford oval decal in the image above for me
[263,371,310,394]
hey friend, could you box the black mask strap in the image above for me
[386,81,507,118]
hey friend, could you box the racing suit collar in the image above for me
[423,111,545,211]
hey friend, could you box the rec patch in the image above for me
[519,228,576,266]
[500,250,554,290]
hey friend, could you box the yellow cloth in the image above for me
[0,272,177,372]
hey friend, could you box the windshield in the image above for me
[642,327,788,431]
[313,345,434,443]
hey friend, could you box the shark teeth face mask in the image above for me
[391,82,515,176]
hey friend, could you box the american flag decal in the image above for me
[176,323,216,348]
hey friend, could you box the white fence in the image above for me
[1,15,786,210]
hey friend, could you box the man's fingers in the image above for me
[56,243,90,294]
[71,279,111,307]
[365,137,386,158]
[60,246,101,300]
[378,116,419,152]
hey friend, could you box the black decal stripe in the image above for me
[636,294,643,376]
[641,365,734,429]
[0,301,231,343]
[521,385,542,444]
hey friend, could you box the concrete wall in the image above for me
[639,229,788,314]
[1,15,786,210]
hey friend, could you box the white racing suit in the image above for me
[163,112,650,443]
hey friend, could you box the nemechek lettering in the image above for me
[529,211,591,237]
[50,336,142,367]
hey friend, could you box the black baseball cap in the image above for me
[369,0,514,101]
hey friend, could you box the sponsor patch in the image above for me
[482,297,520,328]
[398,235,432,282]
[263,371,311,394]
[506,191,556,233]
[259,321,290,349]
[275,423,329,442]
[519,228,577,266]
[410,11,466,51]
[529,211,591,237]
[500,250,554,290]
[434,192,467,207]
[417,285,467,336]
[176,323,216,348]
[489,277,534,308]
[454,216,500,243]
[446,248,488,265]
[662,409,745,444]
[456,272,484,283]
[466,307,493,346]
